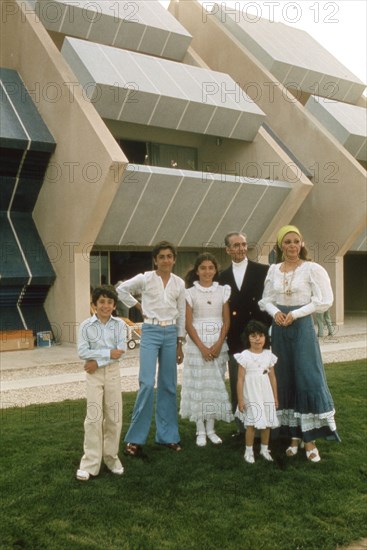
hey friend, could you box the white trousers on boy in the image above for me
[79,361,123,476]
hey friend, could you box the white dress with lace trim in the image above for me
[179,282,233,422]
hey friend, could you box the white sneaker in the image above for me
[260,449,273,462]
[196,434,207,447]
[207,432,222,445]
[110,466,124,475]
[76,469,90,481]
[244,452,255,464]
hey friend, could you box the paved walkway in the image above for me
[1,333,366,391]
[0,314,365,408]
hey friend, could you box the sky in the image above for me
[160,0,367,85]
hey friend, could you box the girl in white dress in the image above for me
[235,320,279,464]
[180,253,233,447]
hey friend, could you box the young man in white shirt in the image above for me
[117,241,186,456]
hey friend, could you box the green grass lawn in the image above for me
[1,360,366,550]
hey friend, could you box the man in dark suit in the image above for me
[218,232,271,434]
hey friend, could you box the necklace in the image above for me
[283,270,296,296]
[282,261,300,296]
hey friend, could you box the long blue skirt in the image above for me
[271,305,340,443]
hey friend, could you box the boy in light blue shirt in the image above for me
[76,285,127,481]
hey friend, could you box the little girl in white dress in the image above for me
[180,253,233,446]
[235,320,279,463]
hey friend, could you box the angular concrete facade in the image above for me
[169,1,366,323]
[305,97,367,162]
[0,0,365,342]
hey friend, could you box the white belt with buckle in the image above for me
[144,318,176,327]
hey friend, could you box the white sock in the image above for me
[206,418,215,434]
[245,446,254,455]
[261,444,268,453]
[196,420,205,435]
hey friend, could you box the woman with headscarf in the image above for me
[259,225,340,462]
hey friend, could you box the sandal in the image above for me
[124,443,143,457]
[306,447,321,463]
[161,442,182,452]
[285,438,304,457]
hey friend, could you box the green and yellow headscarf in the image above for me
[276,225,302,249]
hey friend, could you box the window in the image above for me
[90,252,109,288]
[118,139,197,171]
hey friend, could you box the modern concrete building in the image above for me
[1,0,366,343]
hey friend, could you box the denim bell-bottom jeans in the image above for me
[124,323,180,445]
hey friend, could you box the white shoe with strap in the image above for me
[207,432,222,445]
[306,447,321,462]
[260,449,273,462]
[244,451,255,464]
[196,433,207,447]
[285,438,304,456]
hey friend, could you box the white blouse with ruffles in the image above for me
[259,262,333,320]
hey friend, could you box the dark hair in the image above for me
[152,241,177,260]
[184,253,219,288]
[91,285,118,306]
[224,232,247,247]
[242,320,270,349]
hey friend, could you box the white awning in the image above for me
[62,37,266,141]
[306,96,367,161]
[213,7,366,103]
[36,0,192,61]
[96,164,291,248]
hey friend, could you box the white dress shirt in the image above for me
[117,271,186,337]
[232,258,248,290]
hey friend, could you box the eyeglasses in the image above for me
[230,242,247,249]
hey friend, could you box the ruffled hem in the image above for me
[180,349,232,422]
[182,357,228,377]
[181,382,228,397]
[180,383,232,408]
[180,379,228,392]
[180,364,233,422]
[180,401,233,422]
[277,408,337,434]
[273,424,341,443]
[235,407,279,429]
